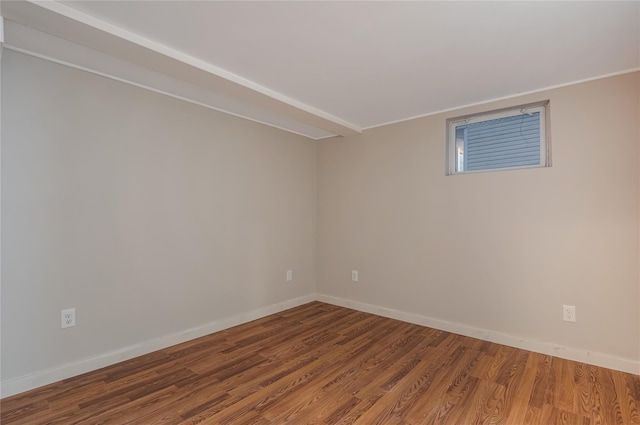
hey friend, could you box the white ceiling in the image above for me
[2,1,639,139]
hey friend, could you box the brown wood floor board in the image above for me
[501,352,542,424]
[2,301,638,424]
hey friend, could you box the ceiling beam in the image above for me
[2,0,362,138]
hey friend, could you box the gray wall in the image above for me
[1,51,317,382]
[317,72,639,365]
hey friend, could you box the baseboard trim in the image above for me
[316,294,640,376]
[1,293,316,398]
[4,292,637,398]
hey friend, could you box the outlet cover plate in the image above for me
[562,305,576,322]
[61,308,76,328]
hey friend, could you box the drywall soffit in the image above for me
[1,0,361,140]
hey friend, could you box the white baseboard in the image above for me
[316,294,640,376]
[4,292,637,398]
[1,293,316,398]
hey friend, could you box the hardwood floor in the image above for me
[2,302,639,424]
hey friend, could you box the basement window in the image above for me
[447,101,550,175]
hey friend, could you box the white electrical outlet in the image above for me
[286,270,293,282]
[61,308,76,328]
[352,270,359,282]
[562,305,576,323]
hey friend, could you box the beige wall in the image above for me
[1,51,317,382]
[317,72,640,364]
[1,48,638,392]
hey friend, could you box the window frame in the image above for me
[446,100,550,175]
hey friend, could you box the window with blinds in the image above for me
[447,101,549,175]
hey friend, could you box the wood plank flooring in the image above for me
[2,302,639,424]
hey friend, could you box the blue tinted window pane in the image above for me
[457,112,540,172]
